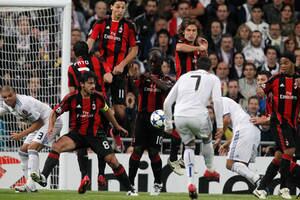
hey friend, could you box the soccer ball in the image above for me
[150,109,165,129]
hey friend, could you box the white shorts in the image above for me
[227,124,261,163]
[24,132,36,144]
[32,117,63,147]
[174,115,212,145]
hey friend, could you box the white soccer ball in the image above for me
[150,109,165,129]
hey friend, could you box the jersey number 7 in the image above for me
[191,75,201,91]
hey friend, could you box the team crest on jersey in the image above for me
[56,107,62,114]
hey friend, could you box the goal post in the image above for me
[0,0,71,190]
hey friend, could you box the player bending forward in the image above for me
[164,57,223,200]
[219,97,261,187]
[31,71,137,195]
[0,86,62,192]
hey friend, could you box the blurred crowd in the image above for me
[1,0,300,156]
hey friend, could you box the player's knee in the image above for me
[185,141,195,150]
[20,144,28,153]
[51,143,62,153]
[28,142,40,151]
[105,154,119,168]
[148,147,159,159]
[133,146,144,157]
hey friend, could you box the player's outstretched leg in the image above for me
[202,138,220,181]
[184,143,197,200]
[148,147,162,196]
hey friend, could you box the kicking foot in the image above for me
[31,172,47,187]
[78,175,90,194]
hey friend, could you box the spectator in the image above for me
[216,34,235,66]
[294,21,300,47]
[71,28,82,46]
[295,48,300,74]
[135,0,158,60]
[86,1,108,32]
[229,52,245,79]
[168,0,190,37]
[215,62,230,96]
[283,36,298,54]
[247,96,260,116]
[154,29,174,59]
[226,79,245,106]
[265,22,285,54]
[260,46,280,75]
[280,3,296,37]
[141,16,168,61]
[206,20,223,53]
[71,1,87,36]
[238,0,259,24]
[245,4,269,40]
[239,62,257,105]
[215,3,237,35]
[263,0,284,24]
[243,30,265,68]
[161,58,176,82]
[208,52,219,73]
[206,0,237,23]
[234,23,252,52]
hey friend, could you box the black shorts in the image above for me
[270,116,297,151]
[134,112,164,150]
[110,74,126,105]
[65,131,113,158]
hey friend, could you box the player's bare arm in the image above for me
[11,118,44,141]
[48,110,58,136]
[176,43,205,53]
[102,106,128,136]
[113,45,139,75]
[86,38,95,52]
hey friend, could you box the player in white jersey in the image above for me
[164,57,223,200]
[219,97,261,186]
[0,86,62,192]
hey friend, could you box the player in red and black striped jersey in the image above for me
[253,53,300,199]
[32,72,138,196]
[68,41,109,192]
[175,18,207,79]
[128,48,173,195]
[87,0,139,152]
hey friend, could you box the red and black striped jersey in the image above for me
[68,55,106,97]
[53,91,109,136]
[263,73,300,127]
[88,17,139,72]
[135,75,167,113]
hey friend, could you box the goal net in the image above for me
[0,0,71,190]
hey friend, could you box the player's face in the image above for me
[280,57,294,74]
[81,78,96,95]
[184,24,198,42]
[1,90,16,107]
[111,1,126,20]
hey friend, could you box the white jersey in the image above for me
[222,97,254,131]
[0,94,52,124]
[164,69,223,128]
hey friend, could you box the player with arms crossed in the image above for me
[218,97,261,187]
[164,57,223,200]
[31,71,137,196]
[0,86,62,192]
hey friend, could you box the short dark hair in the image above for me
[80,71,97,83]
[196,57,211,71]
[1,85,15,93]
[110,0,127,5]
[264,46,280,57]
[73,41,89,57]
[257,70,272,79]
[248,95,259,104]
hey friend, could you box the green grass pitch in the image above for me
[0,189,291,200]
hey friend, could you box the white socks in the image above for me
[184,148,195,185]
[231,162,260,184]
[18,150,28,179]
[202,141,214,172]
[28,149,39,174]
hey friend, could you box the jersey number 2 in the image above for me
[191,75,201,91]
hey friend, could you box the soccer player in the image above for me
[218,97,261,186]
[68,41,108,193]
[87,0,139,152]
[0,86,62,192]
[253,53,300,199]
[164,57,223,200]
[128,48,173,196]
[31,71,137,196]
